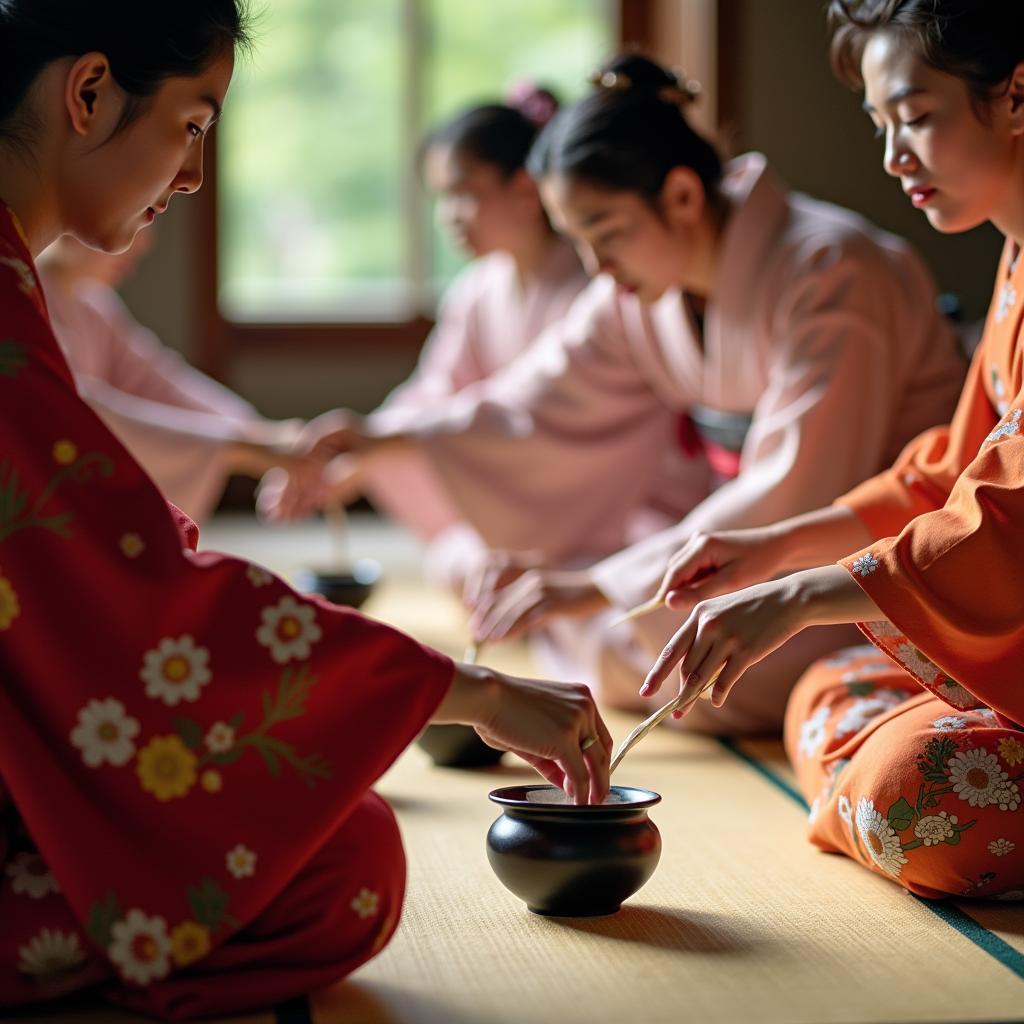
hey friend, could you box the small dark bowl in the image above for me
[295,558,381,609]
[417,724,505,768]
[486,784,661,917]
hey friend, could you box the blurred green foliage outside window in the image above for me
[218,0,613,322]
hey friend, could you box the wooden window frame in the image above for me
[193,1,692,378]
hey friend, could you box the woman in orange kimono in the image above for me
[641,0,1024,900]
[0,3,610,1018]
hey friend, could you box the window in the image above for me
[217,0,615,326]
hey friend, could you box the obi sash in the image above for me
[676,405,753,481]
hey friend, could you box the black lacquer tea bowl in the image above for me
[417,724,505,768]
[486,784,661,917]
[295,558,381,609]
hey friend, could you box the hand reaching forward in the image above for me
[640,577,810,719]
[470,568,608,643]
[640,563,881,719]
[436,664,613,805]
[652,528,785,614]
[257,454,364,523]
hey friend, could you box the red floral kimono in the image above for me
[0,204,454,1019]
[784,240,1024,901]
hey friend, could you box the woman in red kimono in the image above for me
[642,0,1024,901]
[0,2,610,1018]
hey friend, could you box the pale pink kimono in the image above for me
[362,235,588,586]
[410,154,967,732]
[41,273,261,521]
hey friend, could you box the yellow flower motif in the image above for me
[170,921,211,967]
[120,533,145,558]
[52,440,78,465]
[137,736,197,801]
[998,737,1024,767]
[200,770,223,794]
[0,575,20,630]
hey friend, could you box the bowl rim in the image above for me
[488,784,661,810]
[297,558,383,586]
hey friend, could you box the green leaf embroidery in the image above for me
[0,451,114,543]
[887,797,915,832]
[86,891,123,948]
[915,736,958,783]
[256,744,281,777]
[174,716,204,751]
[187,876,238,931]
[942,830,962,846]
[194,665,332,787]
[0,339,26,378]
[844,681,876,697]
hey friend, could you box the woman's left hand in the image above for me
[639,576,812,716]
[470,568,609,644]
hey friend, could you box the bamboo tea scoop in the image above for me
[462,642,481,665]
[608,594,663,629]
[609,666,724,775]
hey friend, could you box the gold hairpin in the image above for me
[589,67,700,108]
[588,69,632,91]
[660,72,701,108]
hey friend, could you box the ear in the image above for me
[659,166,706,228]
[64,52,117,137]
[508,167,541,202]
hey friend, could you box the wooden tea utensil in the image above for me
[462,642,481,665]
[325,501,351,571]
[608,594,663,629]
[609,666,724,775]
[609,568,721,629]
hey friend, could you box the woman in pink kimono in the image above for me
[265,92,589,589]
[39,234,304,522]
[276,55,966,734]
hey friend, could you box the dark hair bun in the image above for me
[527,50,721,205]
[590,54,701,108]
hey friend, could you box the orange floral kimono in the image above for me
[0,203,454,1019]
[784,240,1024,901]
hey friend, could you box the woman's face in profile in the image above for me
[539,172,697,304]
[861,30,1022,235]
[425,145,540,259]
[63,50,234,254]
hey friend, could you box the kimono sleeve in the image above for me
[835,346,996,540]
[80,283,257,423]
[368,262,485,433]
[411,277,677,563]
[838,379,1024,724]
[0,275,453,983]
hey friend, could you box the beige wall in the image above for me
[120,0,1001,420]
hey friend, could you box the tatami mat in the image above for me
[5,515,1021,1023]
